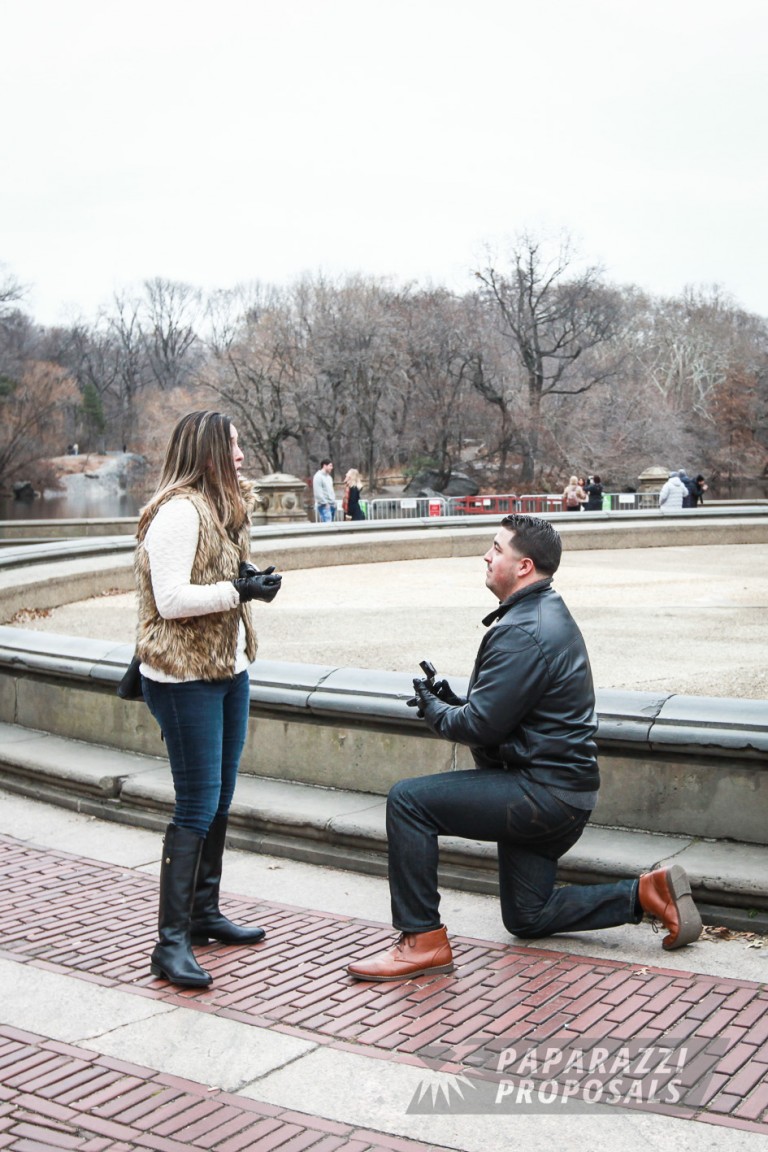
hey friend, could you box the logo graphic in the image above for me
[405,1034,727,1115]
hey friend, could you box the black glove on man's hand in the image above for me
[407,676,438,719]
[407,676,455,735]
[238,561,260,580]
[232,564,282,603]
[433,678,464,706]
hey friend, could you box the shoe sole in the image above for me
[149,963,212,987]
[190,933,266,946]
[347,962,455,982]
[662,864,703,949]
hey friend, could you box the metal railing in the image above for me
[367,495,448,520]
[365,492,661,521]
[603,491,660,511]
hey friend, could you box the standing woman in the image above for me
[562,475,587,512]
[343,468,366,520]
[584,474,604,511]
[136,411,282,988]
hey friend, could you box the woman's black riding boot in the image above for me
[190,814,266,945]
[150,824,212,987]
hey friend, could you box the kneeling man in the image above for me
[348,515,701,981]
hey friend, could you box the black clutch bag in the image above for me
[116,654,144,701]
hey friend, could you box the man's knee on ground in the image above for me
[501,901,549,939]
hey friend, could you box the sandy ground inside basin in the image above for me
[14,542,768,700]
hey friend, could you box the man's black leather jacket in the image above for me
[421,578,599,794]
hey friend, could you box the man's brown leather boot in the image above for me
[638,864,702,950]
[347,926,454,981]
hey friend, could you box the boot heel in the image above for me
[667,864,692,899]
[664,865,702,949]
[425,962,455,976]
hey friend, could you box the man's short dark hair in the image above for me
[500,515,562,575]
[320,458,332,468]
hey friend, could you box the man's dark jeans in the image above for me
[387,768,638,938]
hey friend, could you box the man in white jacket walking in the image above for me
[658,471,689,512]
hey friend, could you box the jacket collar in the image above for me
[482,577,553,627]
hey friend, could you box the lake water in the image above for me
[0,479,764,523]
[0,491,141,521]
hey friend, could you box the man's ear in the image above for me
[517,555,536,577]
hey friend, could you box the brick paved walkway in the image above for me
[0,1025,450,1152]
[2,835,768,1142]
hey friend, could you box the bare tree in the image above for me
[204,285,303,474]
[0,361,79,490]
[296,275,409,486]
[475,234,623,484]
[101,292,157,449]
[141,277,203,391]
[626,285,765,417]
[403,290,482,487]
[0,264,26,315]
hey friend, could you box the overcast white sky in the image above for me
[1,0,766,326]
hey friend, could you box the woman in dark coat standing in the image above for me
[584,474,604,511]
[343,469,366,520]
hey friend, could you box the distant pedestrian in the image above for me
[343,469,366,521]
[584,474,604,512]
[658,470,688,512]
[562,475,587,512]
[690,474,708,506]
[678,470,696,508]
[313,459,337,523]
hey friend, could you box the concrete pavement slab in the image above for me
[86,1009,318,1093]
[0,784,162,868]
[0,958,173,1042]
[243,1045,764,1152]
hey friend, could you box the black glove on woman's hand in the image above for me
[232,564,282,603]
[238,561,260,580]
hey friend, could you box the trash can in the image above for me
[428,499,442,517]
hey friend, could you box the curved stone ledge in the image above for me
[2,628,766,755]
[0,628,766,848]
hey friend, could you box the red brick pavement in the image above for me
[2,835,768,1138]
[0,1024,453,1152]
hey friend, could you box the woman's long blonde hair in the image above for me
[139,411,245,537]
[344,468,363,489]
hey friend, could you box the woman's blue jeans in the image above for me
[141,671,250,837]
[387,768,638,939]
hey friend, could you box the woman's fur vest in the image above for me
[135,481,257,681]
